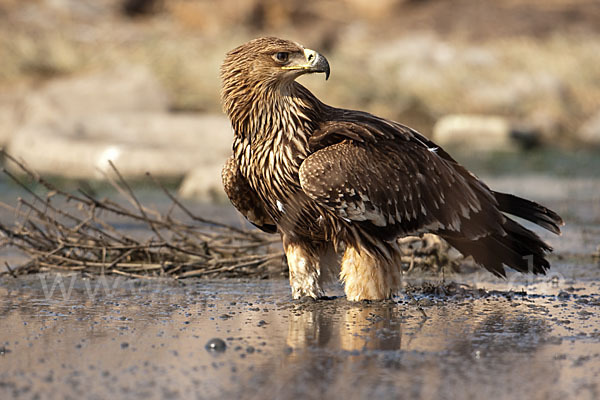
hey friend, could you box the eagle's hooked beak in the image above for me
[282,48,331,80]
[304,49,330,80]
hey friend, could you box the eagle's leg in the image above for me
[340,245,402,301]
[283,235,338,299]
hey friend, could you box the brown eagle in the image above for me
[221,37,563,301]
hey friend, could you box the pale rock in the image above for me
[433,114,514,151]
[433,114,539,152]
[7,113,233,180]
[22,64,169,126]
[178,164,228,202]
[577,111,600,147]
[0,93,21,148]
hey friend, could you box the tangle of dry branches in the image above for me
[0,151,459,280]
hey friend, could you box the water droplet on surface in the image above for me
[205,338,226,353]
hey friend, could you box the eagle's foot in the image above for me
[341,245,401,301]
[290,286,323,300]
[290,276,324,300]
[285,242,323,300]
[289,268,324,300]
[284,236,338,300]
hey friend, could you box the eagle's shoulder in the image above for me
[308,109,413,151]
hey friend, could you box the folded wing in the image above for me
[299,116,562,276]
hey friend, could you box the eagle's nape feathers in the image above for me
[220,37,564,301]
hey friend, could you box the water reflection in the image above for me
[284,296,551,355]
[285,300,403,352]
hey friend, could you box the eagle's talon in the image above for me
[291,295,319,303]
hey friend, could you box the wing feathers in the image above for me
[222,157,277,233]
[299,138,499,239]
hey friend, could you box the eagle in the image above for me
[220,37,563,301]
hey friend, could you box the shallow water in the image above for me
[1,270,599,400]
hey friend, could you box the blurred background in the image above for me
[1,0,599,200]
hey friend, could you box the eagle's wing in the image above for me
[300,117,563,277]
[222,156,277,233]
[299,120,504,241]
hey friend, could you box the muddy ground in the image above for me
[1,173,600,400]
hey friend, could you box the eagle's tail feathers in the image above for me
[493,191,563,235]
[443,217,551,277]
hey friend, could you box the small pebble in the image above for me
[419,298,434,307]
[557,291,571,300]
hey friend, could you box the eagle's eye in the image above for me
[274,52,289,63]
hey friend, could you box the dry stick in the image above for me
[75,191,151,240]
[30,215,72,246]
[111,269,155,279]
[107,161,165,242]
[25,220,57,248]
[179,262,267,278]
[77,189,199,238]
[3,152,92,206]
[213,252,279,265]
[2,169,77,223]
[3,213,141,272]
[35,252,166,270]
[102,168,159,220]
[164,199,177,222]
[4,154,147,245]
[79,193,205,259]
[0,224,49,252]
[36,263,86,271]
[179,253,282,277]
[48,242,165,251]
[105,248,136,269]
[4,207,273,277]
[4,262,16,278]
[16,198,113,246]
[2,184,130,247]
[87,204,129,241]
[145,171,255,235]
[162,243,211,260]
[216,239,282,250]
[2,161,95,223]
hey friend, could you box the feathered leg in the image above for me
[340,245,402,301]
[283,235,338,299]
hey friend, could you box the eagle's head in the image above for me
[221,37,330,136]
[221,37,330,89]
